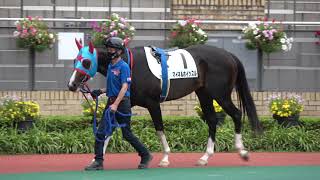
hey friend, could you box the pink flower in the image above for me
[27,16,33,21]
[171,31,177,37]
[120,17,126,24]
[110,30,118,37]
[16,25,21,31]
[123,37,130,46]
[90,21,98,29]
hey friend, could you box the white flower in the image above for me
[129,26,135,31]
[49,33,54,39]
[111,13,119,20]
[178,20,187,27]
[280,38,286,43]
[118,23,125,29]
[13,31,20,37]
[282,45,288,51]
[14,21,19,26]
[255,35,261,39]
[289,37,293,42]
[248,22,257,29]
[288,43,292,50]
[38,33,42,38]
[253,30,258,35]
[197,29,205,35]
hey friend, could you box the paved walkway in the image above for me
[1,152,320,174]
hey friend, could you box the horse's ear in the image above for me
[89,41,94,54]
[75,38,82,50]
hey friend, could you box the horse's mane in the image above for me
[96,47,108,76]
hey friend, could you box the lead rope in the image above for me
[79,83,130,142]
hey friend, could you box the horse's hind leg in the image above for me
[146,101,170,167]
[195,89,218,166]
[216,97,249,161]
[103,136,112,155]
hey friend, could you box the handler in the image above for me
[85,37,152,170]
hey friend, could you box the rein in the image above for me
[79,84,129,142]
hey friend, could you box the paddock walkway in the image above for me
[1,152,320,174]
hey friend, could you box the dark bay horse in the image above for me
[68,41,262,167]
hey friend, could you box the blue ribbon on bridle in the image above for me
[80,85,129,142]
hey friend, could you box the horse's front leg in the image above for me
[235,133,249,160]
[156,131,170,167]
[197,137,214,166]
[146,101,170,167]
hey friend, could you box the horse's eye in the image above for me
[82,59,91,69]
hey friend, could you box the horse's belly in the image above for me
[165,78,200,101]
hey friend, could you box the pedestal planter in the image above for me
[200,112,226,127]
[216,112,226,126]
[15,119,34,132]
[273,114,301,128]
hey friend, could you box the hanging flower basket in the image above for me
[169,18,208,48]
[13,16,56,52]
[242,18,293,53]
[90,13,135,47]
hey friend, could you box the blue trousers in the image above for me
[94,97,149,162]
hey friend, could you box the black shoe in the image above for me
[138,154,153,169]
[84,160,103,171]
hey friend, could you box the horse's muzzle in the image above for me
[67,82,78,92]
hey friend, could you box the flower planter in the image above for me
[216,112,226,126]
[15,119,34,132]
[200,112,226,126]
[273,114,301,128]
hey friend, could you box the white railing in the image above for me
[0,18,320,26]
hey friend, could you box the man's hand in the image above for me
[91,89,102,98]
[109,103,118,113]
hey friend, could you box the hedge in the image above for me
[0,116,319,154]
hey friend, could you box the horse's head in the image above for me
[67,39,98,91]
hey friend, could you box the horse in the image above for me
[68,40,262,167]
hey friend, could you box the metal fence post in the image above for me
[29,48,35,91]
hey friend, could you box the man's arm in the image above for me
[109,83,128,112]
[113,83,128,106]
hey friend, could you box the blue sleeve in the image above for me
[120,64,131,85]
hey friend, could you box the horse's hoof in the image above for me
[239,150,249,161]
[158,160,170,167]
[196,159,208,166]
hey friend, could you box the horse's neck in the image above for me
[97,49,108,76]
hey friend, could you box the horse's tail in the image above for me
[232,54,262,134]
